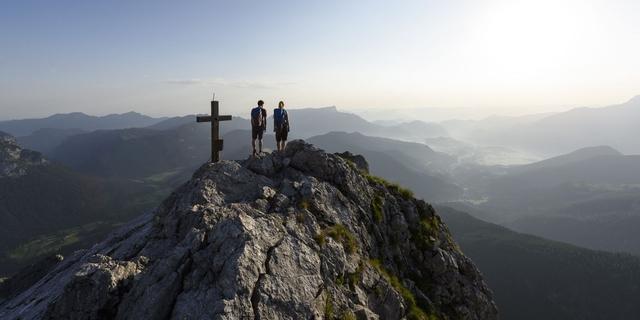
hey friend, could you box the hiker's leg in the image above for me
[252,139,257,155]
[281,130,288,150]
[252,128,259,155]
[258,139,263,153]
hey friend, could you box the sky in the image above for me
[1,0,639,121]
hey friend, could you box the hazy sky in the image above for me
[1,0,639,120]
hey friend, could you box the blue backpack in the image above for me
[251,107,264,128]
[274,109,288,127]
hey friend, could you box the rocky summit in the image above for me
[0,131,47,178]
[0,140,497,320]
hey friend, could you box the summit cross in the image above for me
[196,96,232,163]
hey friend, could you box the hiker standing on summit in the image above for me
[251,100,267,156]
[273,101,290,152]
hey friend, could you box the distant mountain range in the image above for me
[5,95,640,156]
[442,96,640,155]
[272,106,448,140]
[43,125,464,202]
[151,106,449,141]
[439,206,640,320]
[0,112,165,137]
[451,145,640,254]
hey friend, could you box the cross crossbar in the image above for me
[196,99,232,162]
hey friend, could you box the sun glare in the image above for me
[465,0,599,84]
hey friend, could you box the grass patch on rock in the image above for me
[325,292,335,319]
[327,225,358,254]
[365,174,414,200]
[371,194,384,223]
[340,310,357,320]
[412,216,441,251]
[315,224,358,254]
[369,259,439,320]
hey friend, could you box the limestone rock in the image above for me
[336,151,370,173]
[0,131,47,178]
[0,140,498,319]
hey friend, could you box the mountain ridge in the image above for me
[0,140,497,319]
[0,112,165,137]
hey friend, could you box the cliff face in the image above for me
[0,131,47,178]
[0,140,497,320]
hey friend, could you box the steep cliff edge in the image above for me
[0,131,47,178]
[0,140,497,319]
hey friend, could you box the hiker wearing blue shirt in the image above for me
[273,101,290,152]
[251,100,267,156]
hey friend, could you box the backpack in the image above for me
[274,109,287,127]
[251,107,264,128]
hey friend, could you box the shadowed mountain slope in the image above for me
[438,206,640,320]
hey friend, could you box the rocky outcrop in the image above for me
[336,151,370,173]
[0,140,497,319]
[0,255,63,301]
[0,131,47,178]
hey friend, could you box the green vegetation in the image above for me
[314,224,358,254]
[416,202,435,219]
[342,158,358,171]
[313,232,326,246]
[347,262,364,290]
[365,174,387,186]
[325,292,335,319]
[326,225,358,254]
[365,174,414,200]
[324,292,358,320]
[411,216,441,251]
[339,310,357,320]
[6,222,116,263]
[371,194,384,223]
[388,183,414,200]
[369,259,439,320]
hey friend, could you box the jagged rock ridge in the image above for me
[0,131,47,178]
[0,140,497,319]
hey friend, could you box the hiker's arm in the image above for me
[286,112,290,130]
[263,110,267,130]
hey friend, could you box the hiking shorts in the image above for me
[275,126,288,142]
[252,126,264,140]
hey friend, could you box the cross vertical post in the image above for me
[196,96,232,163]
[211,100,219,162]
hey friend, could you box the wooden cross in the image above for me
[196,97,232,163]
